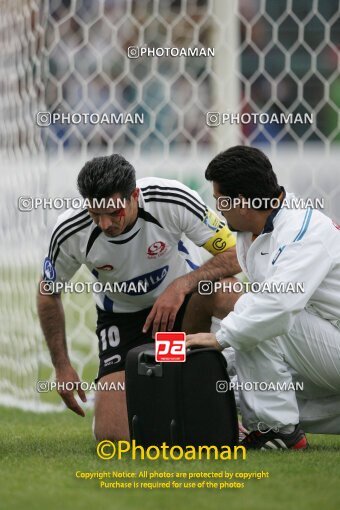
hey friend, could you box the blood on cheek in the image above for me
[117,208,125,220]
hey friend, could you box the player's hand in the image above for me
[142,281,186,338]
[186,333,224,351]
[55,364,87,417]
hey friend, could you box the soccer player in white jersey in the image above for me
[37,154,241,440]
[187,145,340,450]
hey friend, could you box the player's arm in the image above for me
[143,190,241,335]
[172,245,241,295]
[143,240,239,336]
[153,241,240,304]
[38,218,86,416]
[37,286,86,417]
[176,205,242,289]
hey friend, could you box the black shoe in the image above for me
[241,425,308,450]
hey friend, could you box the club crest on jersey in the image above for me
[119,265,169,295]
[147,241,168,259]
[96,264,114,271]
[43,257,56,282]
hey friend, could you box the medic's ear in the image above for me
[238,195,249,216]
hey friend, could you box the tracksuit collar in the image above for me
[261,186,286,234]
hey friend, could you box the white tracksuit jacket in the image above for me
[216,192,340,351]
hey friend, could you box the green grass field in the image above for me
[1,407,340,510]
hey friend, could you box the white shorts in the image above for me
[234,307,340,433]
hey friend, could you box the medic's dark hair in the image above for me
[205,146,281,209]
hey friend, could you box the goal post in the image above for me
[210,0,240,150]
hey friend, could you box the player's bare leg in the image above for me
[94,371,129,441]
[93,277,240,441]
[181,276,241,333]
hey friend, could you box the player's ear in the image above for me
[131,188,140,201]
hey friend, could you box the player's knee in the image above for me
[94,421,130,442]
[212,277,241,317]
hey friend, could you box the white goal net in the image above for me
[0,0,339,410]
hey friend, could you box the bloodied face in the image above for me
[87,189,139,237]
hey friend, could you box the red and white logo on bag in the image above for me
[155,332,186,362]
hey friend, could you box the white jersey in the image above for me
[216,192,340,351]
[43,177,235,312]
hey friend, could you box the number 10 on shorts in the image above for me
[155,332,186,362]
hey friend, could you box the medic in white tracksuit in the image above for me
[216,192,340,434]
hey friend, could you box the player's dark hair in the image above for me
[77,154,136,200]
[205,146,281,209]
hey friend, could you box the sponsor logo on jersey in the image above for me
[43,257,56,281]
[119,265,169,295]
[203,210,221,232]
[96,264,114,271]
[147,241,168,258]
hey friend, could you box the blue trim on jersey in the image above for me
[178,240,190,255]
[272,208,313,265]
[92,269,99,278]
[185,259,199,270]
[178,241,199,269]
[103,295,114,312]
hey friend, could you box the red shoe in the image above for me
[241,425,308,450]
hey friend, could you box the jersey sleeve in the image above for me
[167,183,236,254]
[199,208,236,255]
[42,243,81,285]
[215,221,333,351]
[42,215,82,287]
